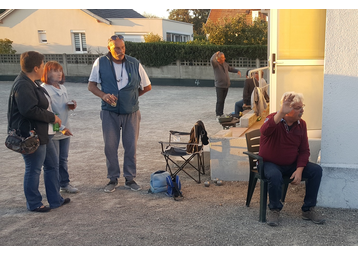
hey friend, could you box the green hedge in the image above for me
[125,42,267,67]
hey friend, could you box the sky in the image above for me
[134,9,170,19]
[4,1,356,12]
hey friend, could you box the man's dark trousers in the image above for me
[216,87,228,116]
[263,161,322,212]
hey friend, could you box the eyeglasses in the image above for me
[109,35,124,41]
[293,104,305,111]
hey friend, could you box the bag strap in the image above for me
[253,77,258,88]
[172,176,183,200]
[8,80,38,133]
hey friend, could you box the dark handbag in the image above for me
[5,84,40,155]
[5,128,40,155]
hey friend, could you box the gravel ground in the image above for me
[0,81,358,248]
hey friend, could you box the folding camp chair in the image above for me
[243,129,307,222]
[159,120,209,183]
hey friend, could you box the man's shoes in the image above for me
[104,180,118,193]
[267,209,280,226]
[124,180,142,191]
[31,205,51,213]
[216,115,221,122]
[60,184,78,193]
[302,207,325,224]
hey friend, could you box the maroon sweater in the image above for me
[259,113,310,167]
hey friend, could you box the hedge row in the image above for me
[125,42,267,67]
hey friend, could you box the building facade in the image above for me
[0,9,193,54]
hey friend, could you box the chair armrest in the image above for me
[159,141,203,145]
[243,151,262,160]
[243,151,265,179]
[159,141,195,145]
[169,130,190,136]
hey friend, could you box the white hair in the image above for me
[280,91,304,106]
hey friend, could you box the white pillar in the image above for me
[318,9,358,208]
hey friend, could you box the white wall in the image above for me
[318,9,358,208]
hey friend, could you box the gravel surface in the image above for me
[1,81,358,247]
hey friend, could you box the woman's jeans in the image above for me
[100,110,141,182]
[215,87,228,116]
[53,137,71,187]
[263,161,322,212]
[23,136,64,211]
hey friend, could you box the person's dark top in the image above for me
[243,78,258,105]
[259,112,310,167]
[7,71,55,145]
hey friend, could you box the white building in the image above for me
[0,9,193,54]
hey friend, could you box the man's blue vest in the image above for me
[99,53,141,114]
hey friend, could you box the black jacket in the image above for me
[7,71,55,145]
[243,78,259,105]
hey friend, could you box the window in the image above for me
[73,32,87,53]
[38,30,47,43]
[166,33,190,42]
[114,33,145,42]
[252,11,259,22]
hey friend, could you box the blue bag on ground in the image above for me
[149,170,170,193]
[166,175,183,200]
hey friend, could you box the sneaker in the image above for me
[267,209,280,226]
[104,180,118,193]
[124,180,142,191]
[302,207,325,224]
[216,115,222,122]
[60,184,78,193]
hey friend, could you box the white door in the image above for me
[269,9,326,130]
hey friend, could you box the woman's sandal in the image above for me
[32,205,51,213]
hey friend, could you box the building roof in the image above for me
[0,9,145,24]
[207,9,265,25]
[87,9,145,19]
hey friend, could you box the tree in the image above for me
[168,9,210,36]
[168,9,191,23]
[144,33,162,43]
[203,14,267,45]
[190,9,211,36]
[142,12,161,19]
[0,38,16,54]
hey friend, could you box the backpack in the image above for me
[149,170,170,193]
[166,175,183,201]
